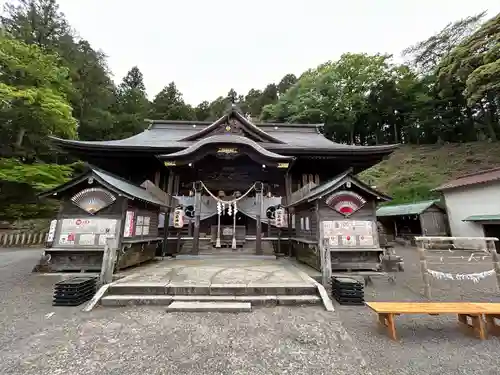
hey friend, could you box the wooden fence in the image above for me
[415,236,500,299]
[0,231,48,248]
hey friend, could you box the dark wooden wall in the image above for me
[293,204,318,240]
[420,207,448,236]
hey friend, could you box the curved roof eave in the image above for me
[180,109,286,144]
[49,136,399,158]
[158,135,293,161]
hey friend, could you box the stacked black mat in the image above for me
[331,277,365,305]
[53,277,97,306]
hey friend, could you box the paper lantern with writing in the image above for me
[173,208,185,228]
[326,191,366,217]
[71,188,116,214]
[275,207,286,228]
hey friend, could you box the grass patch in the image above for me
[359,141,500,204]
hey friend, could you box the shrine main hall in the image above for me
[42,105,397,272]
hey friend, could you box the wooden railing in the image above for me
[0,231,48,248]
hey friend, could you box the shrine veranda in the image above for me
[38,106,398,277]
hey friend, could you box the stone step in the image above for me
[175,254,277,260]
[102,295,173,306]
[166,301,252,313]
[101,294,321,307]
[108,283,318,296]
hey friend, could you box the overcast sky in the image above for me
[51,1,500,104]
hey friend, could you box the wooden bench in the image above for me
[469,303,500,338]
[365,302,500,341]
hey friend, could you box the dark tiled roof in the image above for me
[50,122,397,154]
[49,106,398,156]
[39,166,167,207]
[287,169,391,207]
[433,167,500,191]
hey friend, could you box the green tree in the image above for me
[1,0,118,142]
[403,12,486,74]
[150,82,195,120]
[194,101,211,121]
[0,34,77,157]
[112,66,150,138]
[1,0,70,50]
[438,12,500,141]
[277,73,297,95]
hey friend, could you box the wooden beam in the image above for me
[192,181,202,254]
[285,172,293,256]
[100,237,118,285]
[154,170,161,186]
[161,171,175,256]
[255,182,263,255]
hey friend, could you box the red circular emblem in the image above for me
[76,219,82,225]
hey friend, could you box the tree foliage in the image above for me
[112,66,150,139]
[149,82,195,121]
[0,33,76,158]
[0,2,499,219]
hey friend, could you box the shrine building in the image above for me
[39,105,398,274]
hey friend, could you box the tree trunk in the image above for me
[393,123,399,143]
[486,117,497,142]
[15,128,26,148]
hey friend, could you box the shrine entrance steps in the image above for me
[99,258,327,311]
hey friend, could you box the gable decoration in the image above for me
[326,191,366,217]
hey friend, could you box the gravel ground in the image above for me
[0,248,370,375]
[335,246,500,375]
[4,246,500,375]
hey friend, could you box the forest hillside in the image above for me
[360,142,500,204]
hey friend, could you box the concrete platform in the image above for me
[112,258,316,288]
[166,301,252,312]
[99,258,333,310]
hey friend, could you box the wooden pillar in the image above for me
[192,181,202,254]
[318,213,331,287]
[489,240,500,292]
[285,173,293,256]
[161,171,175,256]
[255,182,263,255]
[173,174,180,195]
[100,237,118,285]
[417,240,431,299]
[154,170,161,187]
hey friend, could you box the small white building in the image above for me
[434,168,500,250]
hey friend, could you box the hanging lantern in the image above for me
[173,207,185,228]
[216,201,222,248]
[275,207,286,228]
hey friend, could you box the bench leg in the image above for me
[378,313,397,341]
[458,314,486,340]
[485,314,500,337]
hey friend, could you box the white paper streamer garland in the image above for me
[427,268,496,284]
